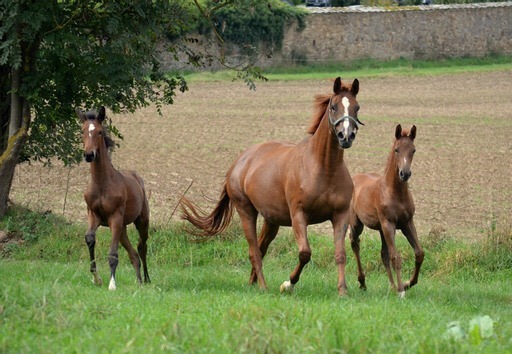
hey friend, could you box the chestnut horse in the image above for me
[181,78,363,295]
[77,106,150,290]
[349,124,424,298]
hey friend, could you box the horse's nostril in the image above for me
[84,152,95,162]
[349,132,356,141]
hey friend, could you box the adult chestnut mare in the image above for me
[181,78,363,295]
[77,106,150,290]
[349,124,424,298]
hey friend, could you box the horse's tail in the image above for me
[180,183,234,238]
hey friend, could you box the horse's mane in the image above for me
[306,83,352,135]
[84,111,116,152]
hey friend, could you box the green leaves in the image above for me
[444,315,495,346]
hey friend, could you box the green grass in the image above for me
[181,55,512,83]
[1,206,512,353]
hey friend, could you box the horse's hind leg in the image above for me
[120,226,143,284]
[401,221,424,290]
[349,220,366,290]
[237,204,267,289]
[249,220,279,285]
[134,211,150,283]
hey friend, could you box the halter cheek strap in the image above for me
[328,97,363,132]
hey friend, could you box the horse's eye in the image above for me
[331,105,336,112]
[394,148,399,153]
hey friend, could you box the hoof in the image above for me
[280,280,294,294]
[398,291,406,299]
[92,273,103,286]
[338,288,348,297]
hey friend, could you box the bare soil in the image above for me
[10,71,512,240]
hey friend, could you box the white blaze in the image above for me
[341,97,350,116]
[88,123,95,138]
[341,97,351,137]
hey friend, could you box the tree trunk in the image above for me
[0,67,30,216]
[0,120,28,216]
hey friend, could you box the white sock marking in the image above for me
[280,280,294,293]
[108,276,116,291]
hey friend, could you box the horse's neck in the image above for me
[384,153,408,194]
[90,149,117,186]
[309,114,344,170]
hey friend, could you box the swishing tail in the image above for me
[180,184,234,238]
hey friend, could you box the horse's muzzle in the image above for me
[399,170,411,182]
[337,131,356,149]
[84,151,95,162]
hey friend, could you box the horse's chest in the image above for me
[85,189,124,220]
[302,177,353,215]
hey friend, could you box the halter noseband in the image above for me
[328,96,363,132]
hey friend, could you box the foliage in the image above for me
[204,0,307,55]
[0,0,271,168]
[0,0,194,166]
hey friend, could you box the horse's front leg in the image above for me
[280,211,310,293]
[381,221,405,298]
[349,223,366,290]
[107,214,124,291]
[333,212,350,296]
[85,212,102,286]
[402,220,424,290]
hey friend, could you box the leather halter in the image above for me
[328,96,363,133]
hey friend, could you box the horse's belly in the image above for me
[254,198,293,226]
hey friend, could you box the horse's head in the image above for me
[76,106,108,163]
[328,77,363,149]
[393,124,417,182]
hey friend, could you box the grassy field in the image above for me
[1,206,512,353]
[2,57,512,353]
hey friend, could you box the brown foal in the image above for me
[77,107,150,290]
[349,124,424,298]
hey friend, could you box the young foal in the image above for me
[181,78,363,295]
[77,107,150,290]
[349,124,424,298]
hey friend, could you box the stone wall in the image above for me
[158,3,512,70]
[276,3,512,65]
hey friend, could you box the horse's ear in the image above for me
[350,78,359,96]
[97,106,106,122]
[395,124,402,140]
[76,108,86,122]
[409,125,417,140]
[333,77,342,95]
